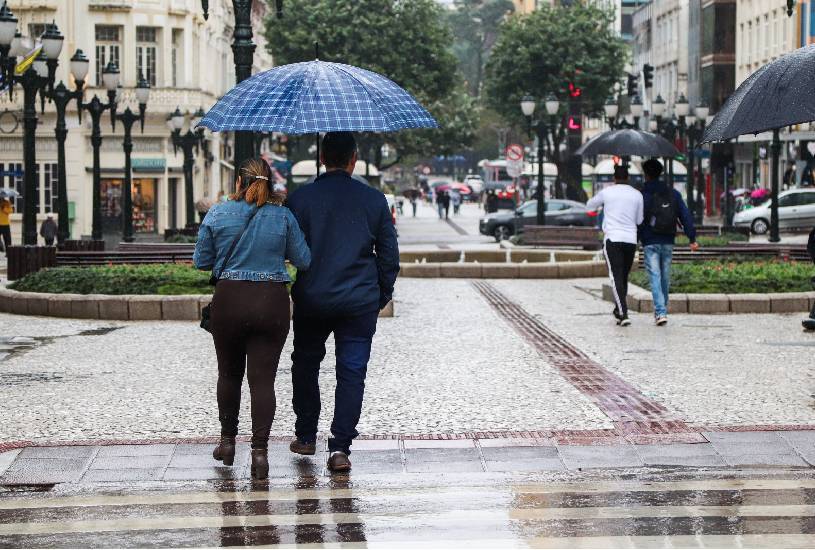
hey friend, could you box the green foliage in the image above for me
[10,263,302,296]
[675,233,749,247]
[264,0,478,158]
[630,260,814,294]
[165,234,198,244]
[484,4,627,126]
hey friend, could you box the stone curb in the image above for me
[602,283,815,314]
[401,260,606,279]
[0,287,394,321]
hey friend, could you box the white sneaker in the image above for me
[655,316,668,326]
[619,317,631,327]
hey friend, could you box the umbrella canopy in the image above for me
[703,44,815,143]
[751,188,770,200]
[0,188,20,199]
[576,129,679,158]
[436,182,472,194]
[198,60,438,134]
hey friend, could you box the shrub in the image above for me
[675,233,749,247]
[631,260,814,294]
[165,234,198,244]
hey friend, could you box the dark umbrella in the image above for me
[702,44,815,142]
[575,129,679,158]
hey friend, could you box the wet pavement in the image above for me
[3,462,815,547]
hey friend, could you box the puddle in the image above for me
[0,372,93,386]
[77,327,122,337]
[0,326,122,363]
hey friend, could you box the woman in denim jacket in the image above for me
[194,157,310,479]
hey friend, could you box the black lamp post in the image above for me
[116,74,150,243]
[199,0,284,179]
[45,48,89,245]
[0,7,63,245]
[171,106,206,227]
[80,61,120,241]
[521,94,561,226]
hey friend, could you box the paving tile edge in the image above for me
[601,282,815,314]
[400,260,606,279]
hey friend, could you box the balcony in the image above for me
[88,0,131,11]
[8,0,60,11]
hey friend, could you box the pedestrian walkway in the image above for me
[396,202,493,246]
[3,465,815,547]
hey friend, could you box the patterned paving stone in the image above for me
[18,446,97,459]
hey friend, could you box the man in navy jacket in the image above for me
[639,158,698,326]
[286,132,400,472]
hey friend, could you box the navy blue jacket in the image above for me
[639,179,697,246]
[287,170,400,317]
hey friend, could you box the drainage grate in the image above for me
[472,281,692,436]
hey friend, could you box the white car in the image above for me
[464,175,484,194]
[733,188,815,234]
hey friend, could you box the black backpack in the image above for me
[649,187,679,236]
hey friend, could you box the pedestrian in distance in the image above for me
[0,198,12,254]
[195,193,214,223]
[39,214,57,247]
[410,191,418,217]
[586,164,644,327]
[451,189,462,215]
[287,132,400,472]
[436,190,446,219]
[783,163,796,190]
[442,190,451,219]
[639,159,699,326]
[803,227,815,331]
[193,157,311,480]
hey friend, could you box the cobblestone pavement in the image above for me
[1,276,813,444]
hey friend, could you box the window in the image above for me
[792,192,815,205]
[28,23,46,40]
[43,163,57,214]
[136,27,158,86]
[0,163,23,212]
[778,193,795,207]
[95,25,121,87]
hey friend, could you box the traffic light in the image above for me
[643,64,654,89]
[627,73,639,97]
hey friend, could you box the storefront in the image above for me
[100,177,159,236]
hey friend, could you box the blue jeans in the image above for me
[291,310,379,454]
[643,244,673,318]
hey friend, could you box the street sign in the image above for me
[505,143,524,162]
[507,159,524,178]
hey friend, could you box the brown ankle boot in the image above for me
[212,437,236,466]
[251,448,268,480]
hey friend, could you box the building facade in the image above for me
[0,0,272,245]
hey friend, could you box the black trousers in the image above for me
[211,280,290,448]
[0,225,10,252]
[604,240,637,318]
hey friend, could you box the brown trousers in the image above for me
[211,280,290,448]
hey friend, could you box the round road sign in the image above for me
[505,144,524,161]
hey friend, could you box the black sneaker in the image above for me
[803,318,815,332]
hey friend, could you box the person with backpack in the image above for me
[639,159,698,326]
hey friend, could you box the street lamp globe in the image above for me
[114,84,123,104]
[135,73,150,105]
[520,95,536,117]
[675,93,689,117]
[32,51,48,78]
[648,119,658,132]
[101,61,120,92]
[9,31,23,57]
[630,95,643,118]
[685,114,696,126]
[695,101,710,120]
[0,3,17,48]
[171,107,185,131]
[70,49,89,83]
[603,97,618,119]
[40,22,64,59]
[544,93,560,116]
[651,94,666,117]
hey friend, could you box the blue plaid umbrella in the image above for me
[198,61,438,134]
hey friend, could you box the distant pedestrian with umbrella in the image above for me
[586,165,644,327]
[0,196,12,254]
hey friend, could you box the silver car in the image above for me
[733,188,815,234]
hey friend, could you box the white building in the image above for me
[0,0,272,244]
[736,1,796,86]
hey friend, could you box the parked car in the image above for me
[479,199,595,242]
[733,188,815,234]
[463,175,484,195]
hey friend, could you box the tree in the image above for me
[484,4,627,198]
[446,0,515,97]
[264,0,478,163]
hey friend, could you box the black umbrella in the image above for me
[703,44,815,143]
[575,129,678,158]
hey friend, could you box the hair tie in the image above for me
[254,175,269,181]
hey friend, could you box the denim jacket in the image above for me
[193,199,311,282]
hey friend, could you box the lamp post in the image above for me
[171,106,206,227]
[116,74,150,243]
[521,94,560,226]
[80,61,120,241]
[0,7,63,245]
[45,49,89,245]
[769,128,781,243]
[691,101,710,224]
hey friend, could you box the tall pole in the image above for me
[50,82,82,246]
[118,108,146,242]
[184,138,196,226]
[232,0,256,171]
[20,70,40,245]
[536,124,546,226]
[769,128,781,243]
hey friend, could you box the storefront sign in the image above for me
[132,158,166,172]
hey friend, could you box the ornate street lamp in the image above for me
[171,106,206,227]
[0,6,62,245]
[116,74,150,243]
[44,49,89,245]
[81,60,120,241]
[521,93,560,226]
